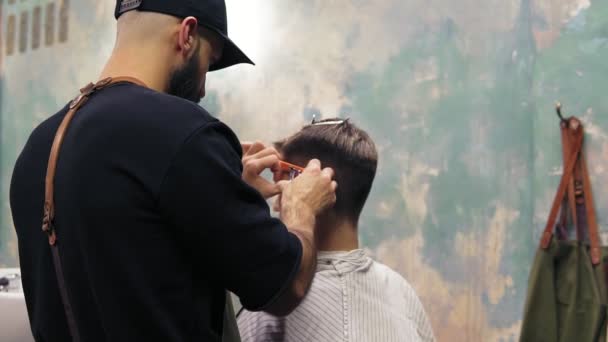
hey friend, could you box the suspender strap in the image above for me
[41,76,147,341]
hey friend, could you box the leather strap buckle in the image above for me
[69,83,94,109]
[42,205,57,246]
[69,78,113,109]
[574,180,583,196]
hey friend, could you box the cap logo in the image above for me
[118,0,142,14]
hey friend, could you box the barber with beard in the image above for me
[9,1,337,341]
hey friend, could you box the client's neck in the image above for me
[315,212,359,252]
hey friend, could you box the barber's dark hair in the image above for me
[275,118,378,222]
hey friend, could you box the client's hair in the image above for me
[275,118,378,222]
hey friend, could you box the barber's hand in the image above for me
[272,194,282,212]
[278,159,337,220]
[241,141,281,198]
[241,141,254,155]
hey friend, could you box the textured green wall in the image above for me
[1,1,607,340]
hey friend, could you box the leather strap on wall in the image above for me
[581,148,601,264]
[541,118,583,249]
[540,116,601,265]
[41,76,147,341]
[557,121,579,240]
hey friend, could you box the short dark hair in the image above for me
[275,118,378,222]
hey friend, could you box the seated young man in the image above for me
[237,118,435,342]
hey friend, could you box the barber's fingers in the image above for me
[241,141,253,155]
[273,169,285,182]
[260,181,282,198]
[321,167,335,180]
[244,155,280,176]
[243,141,265,156]
[276,180,290,192]
[303,159,322,173]
[246,146,280,162]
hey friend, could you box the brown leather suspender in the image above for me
[42,76,147,341]
[540,116,601,265]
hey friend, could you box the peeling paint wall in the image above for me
[1,0,607,340]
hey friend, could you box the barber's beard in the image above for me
[167,45,204,103]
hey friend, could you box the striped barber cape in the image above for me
[237,249,435,342]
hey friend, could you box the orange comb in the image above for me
[277,160,305,179]
[278,160,304,173]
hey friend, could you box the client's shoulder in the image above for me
[369,259,420,294]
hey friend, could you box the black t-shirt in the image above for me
[9,82,301,342]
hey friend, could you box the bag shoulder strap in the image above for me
[556,120,580,240]
[540,118,583,248]
[540,116,601,265]
[580,147,601,263]
[41,76,147,341]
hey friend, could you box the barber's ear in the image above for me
[178,16,198,52]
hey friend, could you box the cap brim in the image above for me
[208,31,254,72]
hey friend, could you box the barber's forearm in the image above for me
[288,227,317,299]
[283,204,318,301]
[264,207,317,316]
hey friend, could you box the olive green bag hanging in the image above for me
[520,117,608,342]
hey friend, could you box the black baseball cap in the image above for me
[115,0,254,71]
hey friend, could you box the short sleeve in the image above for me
[158,121,302,311]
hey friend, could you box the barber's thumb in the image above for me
[306,159,321,169]
[276,180,290,192]
[272,194,282,212]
